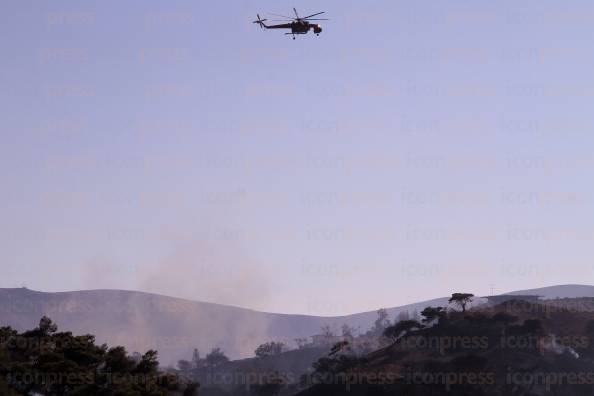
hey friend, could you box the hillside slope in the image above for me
[297,300,594,396]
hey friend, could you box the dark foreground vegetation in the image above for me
[5,295,594,395]
[0,316,198,396]
[298,298,594,396]
[176,296,594,396]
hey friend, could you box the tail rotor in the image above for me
[253,14,267,29]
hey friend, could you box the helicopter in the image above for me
[253,8,328,39]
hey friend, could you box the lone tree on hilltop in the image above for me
[448,293,474,313]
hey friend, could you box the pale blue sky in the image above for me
[2,0,594,315]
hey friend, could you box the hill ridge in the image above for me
[2,284,594,364]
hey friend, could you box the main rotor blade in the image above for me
[294,8,300,18]
[269,12,294,19]
[302,11,325,19]
[304,18,329,21]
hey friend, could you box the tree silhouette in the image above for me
[38,315,58,335]
[134,349,160,375]
[205,347,229,367]
[383,320,422,341]
[255,342,286,358]
[420,306,445,324]
[448,293,474,313]
[0,316,190,395]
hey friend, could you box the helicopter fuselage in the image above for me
[291,21,322,35]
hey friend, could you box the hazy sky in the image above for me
[2,0,594,316]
